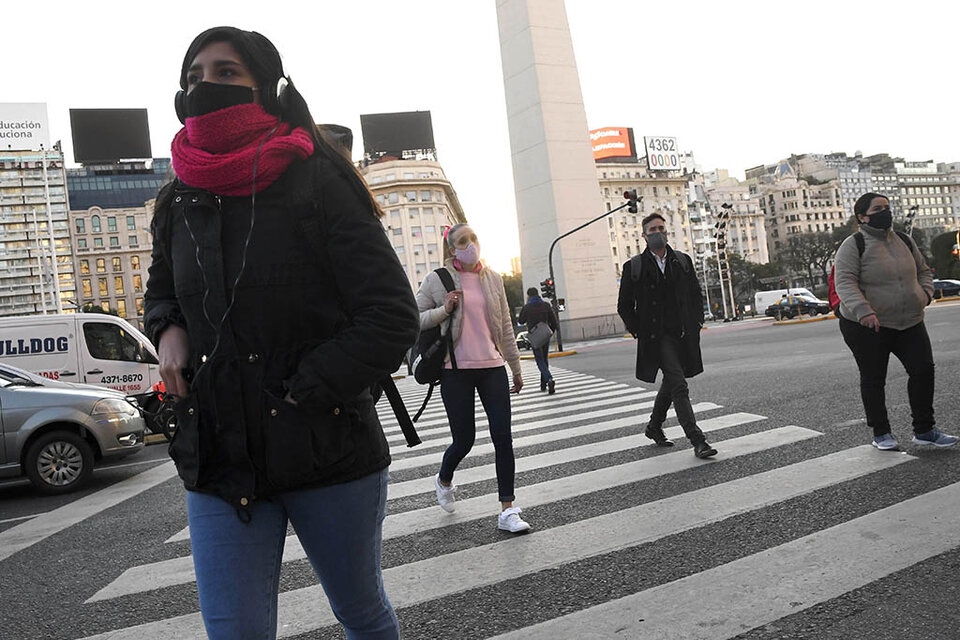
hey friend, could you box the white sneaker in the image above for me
[435,474,456,513]
[498,506,531,533]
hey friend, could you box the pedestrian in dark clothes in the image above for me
[518,287,558,394]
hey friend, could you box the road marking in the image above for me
[383,388,657,443]
[87,442,910,638]
[164,402,723,545]
[90,423,796,605]
[0,461,177,563]
[492,478,960,640]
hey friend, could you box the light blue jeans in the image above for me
[186,468,398,640]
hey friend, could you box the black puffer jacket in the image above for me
[617,247,704,383]
[143,154,418,512]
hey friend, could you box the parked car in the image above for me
[933,279,960,299]
[0,362,144,494]
[765,295,831,319]
[516,330,532,351]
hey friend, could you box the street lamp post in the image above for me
[547,191,640,352]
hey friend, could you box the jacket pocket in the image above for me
[168,395,201,488]
[261,390,357,491]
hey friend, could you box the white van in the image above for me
[754,288,816,314]
[0,313,162,396]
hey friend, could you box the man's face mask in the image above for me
[645,231,667,250]
[864,208,893,230]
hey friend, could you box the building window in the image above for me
[405,191,417,202]
[96,258,106,273]
[112,257,121,272]
[127,215,136,230]
[75,219,86,233]
[428,243,438,255]
[129,235,138,247]
[388,192,399,204]
[420,191,432,201]
[117,299,127,318]
[136,298,144,315]
[82,279,92,298]
[98,278,108,296]
[133,274,143,292]
[107,217,117,232]
[411,226,422,238]
[94,238,103,248]
[403,172,415,179]
[114,276,124,295]
[130,256,140,270]
[78,238,87,249]
[80,260,90,274]
[100,301,111,313]
[392,228,403,236]
[91,215,101,233]
[109,237,119,248]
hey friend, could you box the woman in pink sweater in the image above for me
[415,224,530,533]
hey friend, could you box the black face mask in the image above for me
[864,208,893,230]
[184,82,256,118]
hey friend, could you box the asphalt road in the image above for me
[0,302,957,640]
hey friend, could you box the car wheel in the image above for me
[24,430,94,495]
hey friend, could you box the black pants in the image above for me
[646,334,705,444]
[838,315,935,437]
[438,367,515,502]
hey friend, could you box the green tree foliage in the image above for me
[80,303,119,316]
[931,230,960,279]
[502,273,525,326]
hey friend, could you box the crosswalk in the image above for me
[74,364,960,639]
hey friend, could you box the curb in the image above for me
[934,295,960,303]
[520,350,578,360]
[772,314,837,326]
[145,433,167,446]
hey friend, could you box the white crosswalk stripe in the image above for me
[75,363,960,639]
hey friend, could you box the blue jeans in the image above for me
[533,344,552,384]
[439,367,516,501]
[186,468,398,640]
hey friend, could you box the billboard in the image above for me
[0,103,51,151]
[360,111,435,156]
[69,109,152,163]
[590,127,635,161]
[643,136,682,172]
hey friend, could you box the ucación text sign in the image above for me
[0,103,51,151]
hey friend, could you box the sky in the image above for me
[5,0,958,272]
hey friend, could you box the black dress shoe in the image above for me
[548,380,556,395]
[644,427,674,447]
[694,441,718,458]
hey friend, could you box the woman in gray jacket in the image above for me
[416,223,530,533]
[834,192,957,451]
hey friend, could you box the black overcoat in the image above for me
[616,247,704,383]
[143,153,419,512]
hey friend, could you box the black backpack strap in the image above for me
[895,231,914,250]
[412,382,435,423]
[854,231,865,255]
[380,376,420,447]
[630,254,643,282]
[434,267,457,370]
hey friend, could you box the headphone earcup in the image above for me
[276,76,291,116]
[174,90,186,125]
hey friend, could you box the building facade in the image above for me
[68,203,153,328]
[756,177,845,263]
[359,159,466,290]
[0,147,76,316]
[66,159,171,210]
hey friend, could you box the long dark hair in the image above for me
[170,26,382,217]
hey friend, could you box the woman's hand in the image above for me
[444,290,462,314]
[510,373,523,394]
[158,325,191,398]
[860,313,881,333]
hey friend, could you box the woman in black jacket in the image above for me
[143,27,417,640]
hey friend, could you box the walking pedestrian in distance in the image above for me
[834,192,957,451]
[144,26,417,639]
[617,213,718,458]
[416,223,531,533]
[518,287,558,394]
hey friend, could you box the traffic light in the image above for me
[623,189,639,214]
[953,243,959,260]
[540,277,555,299]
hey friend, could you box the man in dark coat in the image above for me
[518,287,559,393]
[617,213,717,458]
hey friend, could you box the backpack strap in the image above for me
[895,231,914,251]
[381,376,421,446]
[854,231,865,256]
[854,230,912,256]
[630,254,644,282]
[433,267,457,370]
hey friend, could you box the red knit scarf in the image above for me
[171,103,314,196]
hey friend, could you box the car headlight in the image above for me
[91,398,140,424]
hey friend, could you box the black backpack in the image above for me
[410,267,458,421]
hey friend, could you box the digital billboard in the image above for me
[69,109,152,163]
[0,103,51,151]
[360,111,435,156]
[590,127,636,162]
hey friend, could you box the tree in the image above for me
[502,273,525,326]
[80,303,119,316]
[784,231,836,288]
[931,230,960,279]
